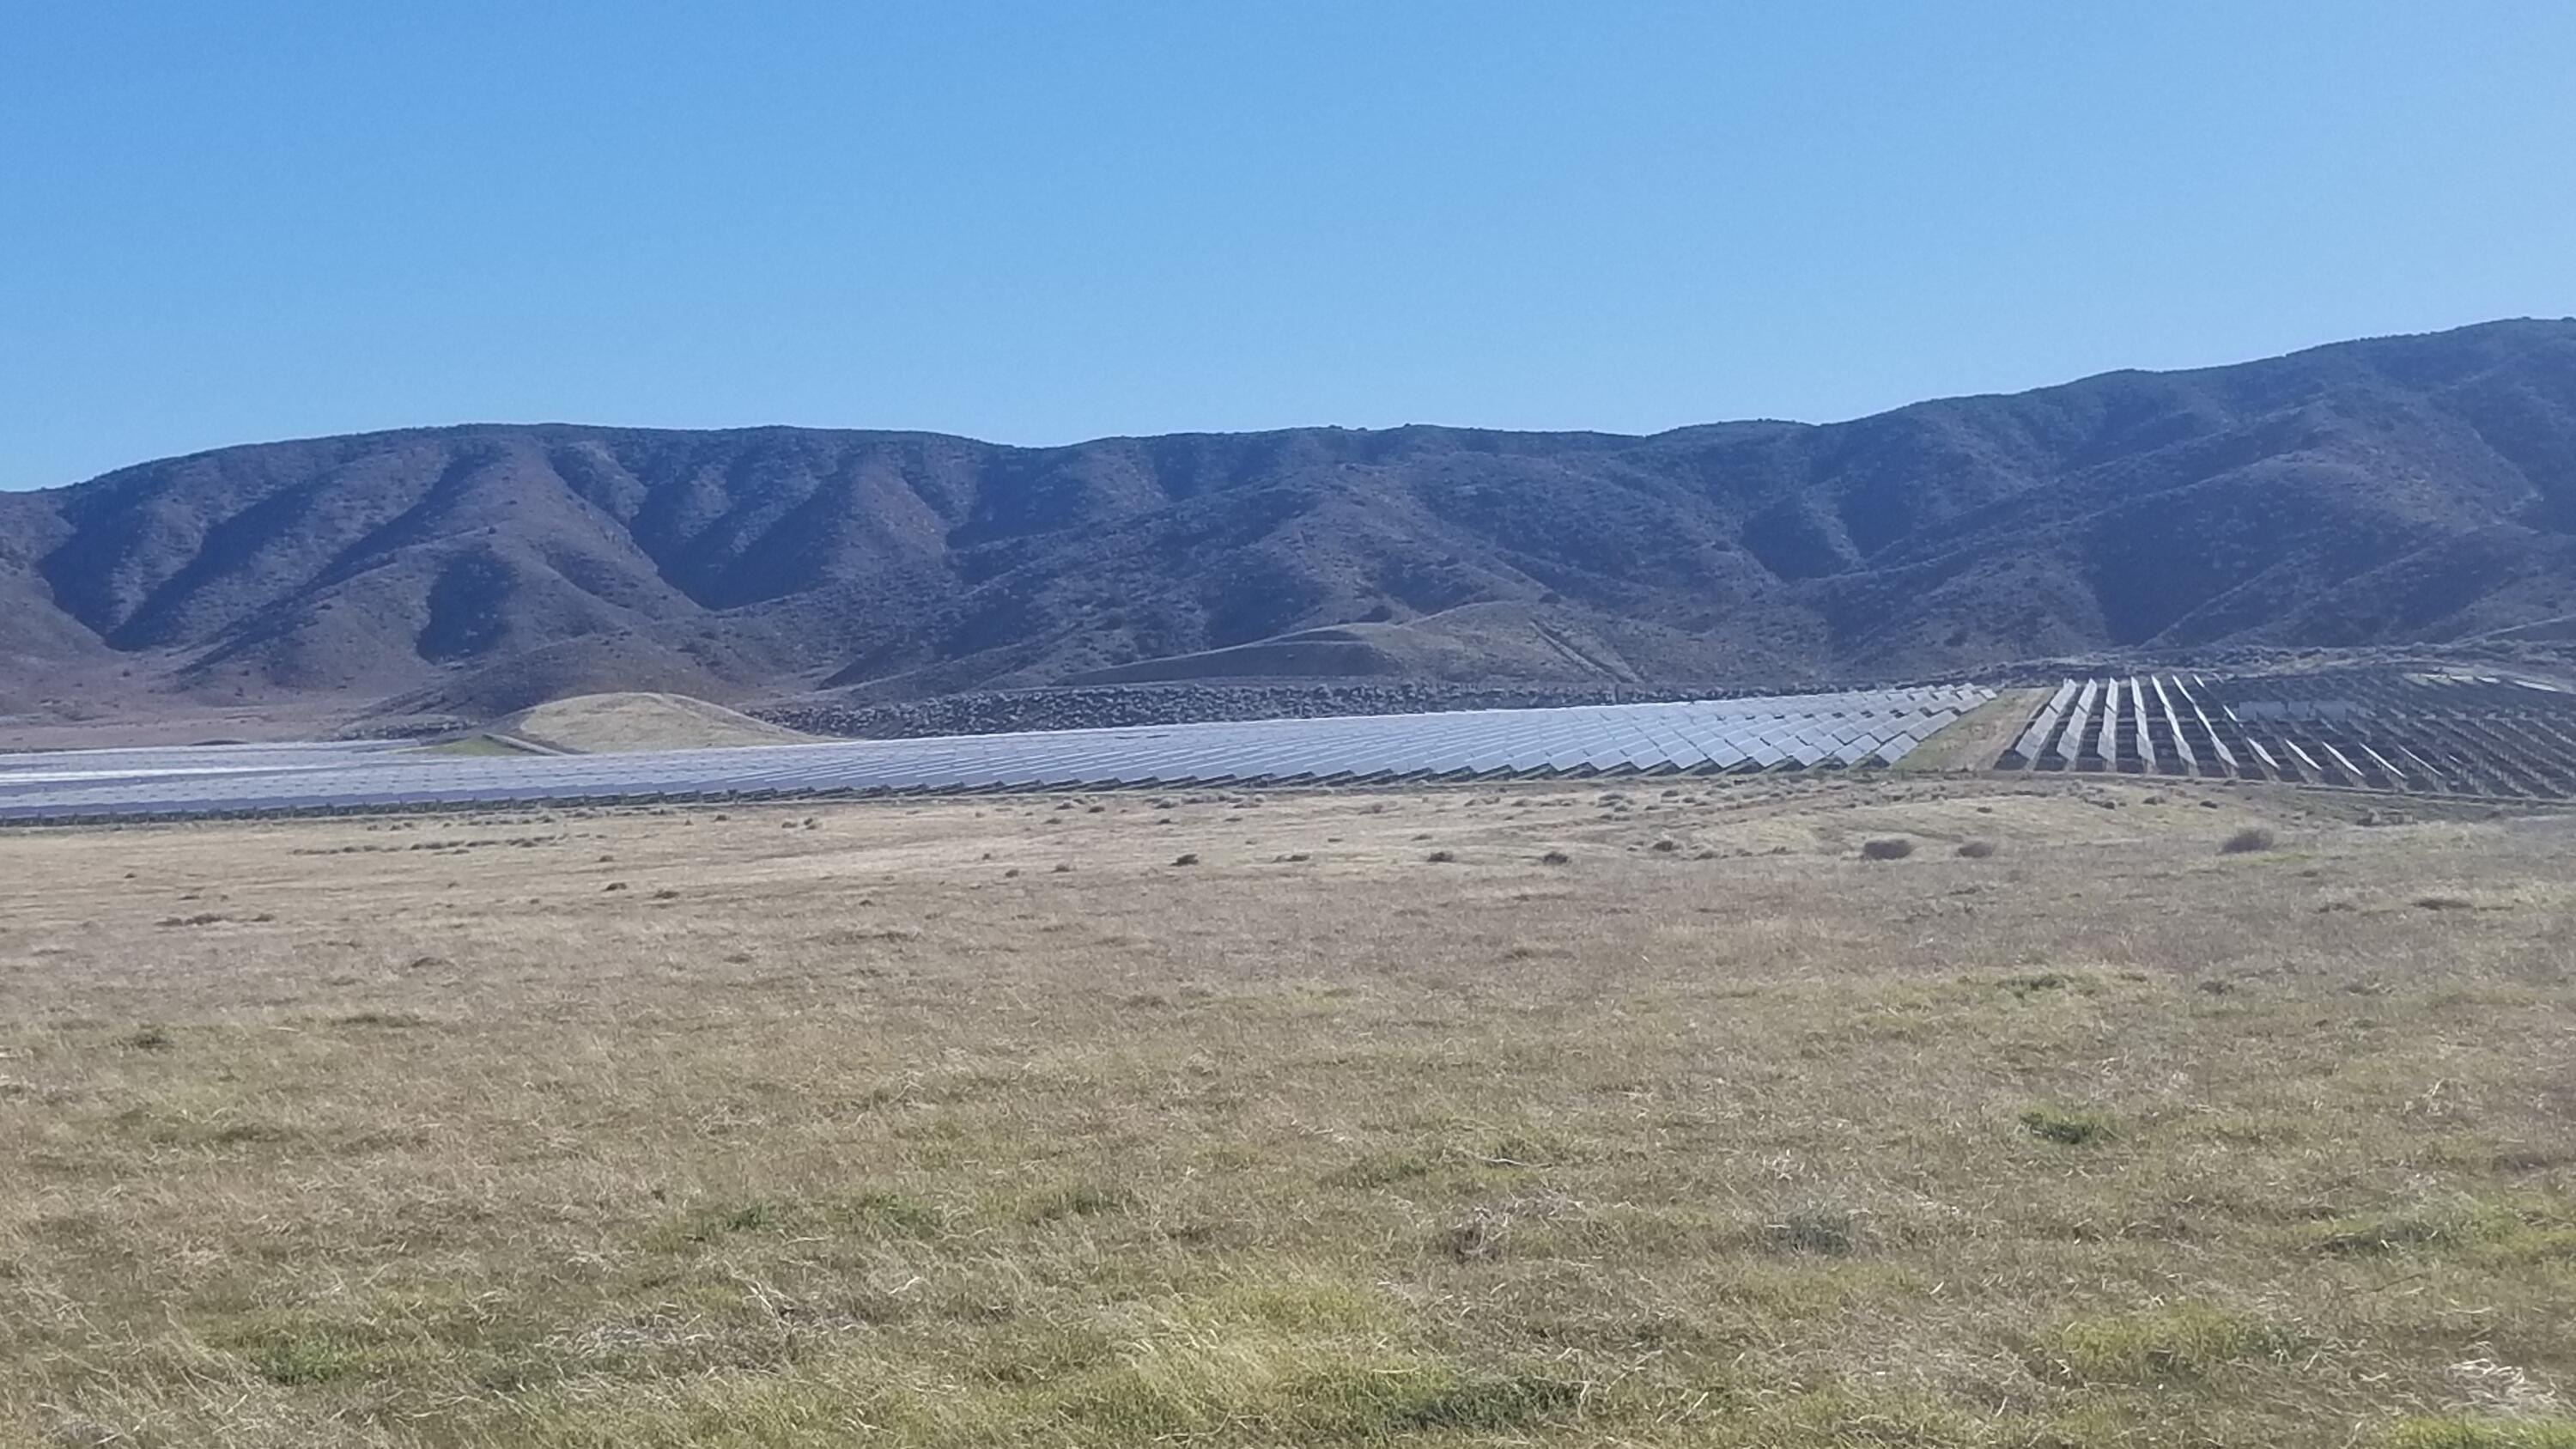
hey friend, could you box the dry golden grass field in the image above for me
[3,774,2573,1448]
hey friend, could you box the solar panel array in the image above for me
[1996,669,2576,799]
[0,685,1991,824]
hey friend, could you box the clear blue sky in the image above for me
[4,3,2573,490]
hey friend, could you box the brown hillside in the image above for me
[7,319,2576,722]
[490,692,815,753]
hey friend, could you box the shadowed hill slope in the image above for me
[8,319,2576,720]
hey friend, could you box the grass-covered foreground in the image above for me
[3,776,2572,1446]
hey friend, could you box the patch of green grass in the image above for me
[2035,1302,2298,1384]
[2299,1193,2576,1263]
[1203,1275,1393,1333]
[1990,969,2095,999]
[1020,1183,1133,1223]
[2383,1417,2576,1449]
[651,1200,783,1248]
[2020,1105,2117,1145]
[1053,1348,1583,1443]
[217,1317,380,1386]
[1362,1368,1584,1434]
[829,1190,947,1238]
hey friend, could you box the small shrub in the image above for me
[126,1025,174,1051]
[2415,895,2476,911]
[1859,837,1915,861]
[1425,849,1457,863]
[1649,838,1680,854]
[1538,849,1571,866]
[1955,839,1998,858]
[2220,826,2277,855]
[1172,853,1200,867]
[2020,1105,2116,1145]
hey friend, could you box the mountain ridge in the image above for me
[7,318,2576,725]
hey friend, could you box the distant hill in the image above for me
[490,692,814,754]
[7,318,2576,725]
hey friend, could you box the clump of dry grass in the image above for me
[2221,825,2278,854]
[1858,837,1915,860]
[1955,838,1998,858]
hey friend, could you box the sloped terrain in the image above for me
[489,692,816,754]
[7,319,2576,727]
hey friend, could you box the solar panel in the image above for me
[0,686,1995,821]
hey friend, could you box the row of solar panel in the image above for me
[0,687,1991,822]
[1995,672,2576,800]
[0,740,402,784]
